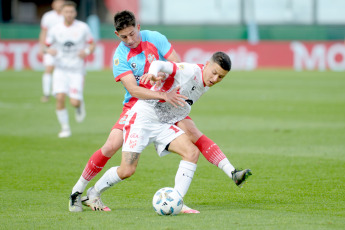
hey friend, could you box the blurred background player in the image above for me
[44,1,95,138]
[69,10,242,213]
[38,0,65,103]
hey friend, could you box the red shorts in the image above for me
[112,106,192,131]
[112,107,130,130]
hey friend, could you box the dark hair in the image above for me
[113,10,136,31]
[62,1,76,9]
[211,52,231,71]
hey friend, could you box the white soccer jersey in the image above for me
[41,10,63,31]
[131,62,210,124]
[46,20,93,71]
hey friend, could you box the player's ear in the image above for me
[114,31,119,37]
[137,24,141,31]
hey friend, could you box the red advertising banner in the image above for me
[0,40,344,71]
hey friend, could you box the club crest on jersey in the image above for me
[178,64,184,70]
[131,62,137,70]
[114,58,119,66]
[147,54,156,63]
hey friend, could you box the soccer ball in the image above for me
[152,187,183,215]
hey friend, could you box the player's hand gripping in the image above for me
[164,86,187,108]
[140,72,166,86]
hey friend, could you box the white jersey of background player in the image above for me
[45,1,95,138]
[46,21,93,71]
[39,0,64,102]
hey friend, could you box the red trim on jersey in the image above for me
[115,70,132,82]
[141,41,160,74]
[160,62,177,92]
[163,46,174,59]
[124,112,137,143]
[127,43,143,61]
[197,64,206,87]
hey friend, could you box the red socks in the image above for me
[195,135,226,167]
[82,149,110,181]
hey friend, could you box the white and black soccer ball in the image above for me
[152,187,183,215]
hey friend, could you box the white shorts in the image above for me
[43,53,55,66]
[52,68,84,100]
[122,110,184,157]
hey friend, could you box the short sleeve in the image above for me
[148,31,173,60]
[112,47,132,82]
[84,24,94,43]
[41,13,49,29]
[45,26,55,46]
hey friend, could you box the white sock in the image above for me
[218,158,235,179]
[174,160,197,198]
[42,73,52,96]
[94,166,122,194]
[72,176,89,194]
[56,109,70,130]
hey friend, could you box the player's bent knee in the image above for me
[101,142,118,157]
[184,146,200,163]
[117,166,136,179]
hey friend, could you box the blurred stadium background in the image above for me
[1,0,345,71]
[1,1,345,228]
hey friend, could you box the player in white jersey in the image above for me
[85,52,252,213]
[44,1,95,138]
[39,0,65,103]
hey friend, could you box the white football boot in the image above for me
[75,101,86,123]
[69,192,83,212]
[180,204,200,214]
[58,128,71,138]
[81,187,111,211]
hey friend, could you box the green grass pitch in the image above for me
[0,69,344,229]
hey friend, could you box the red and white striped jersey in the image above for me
[131,61,209,124]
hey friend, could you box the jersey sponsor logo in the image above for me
[185,99,194,106]
[63,41,75,52]
[114,58,119,66]
[131,62,137,70]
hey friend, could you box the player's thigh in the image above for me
[52,68,68,95]
[168,133,199,163]
[177,118,203,143]
[68,71,84,101]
